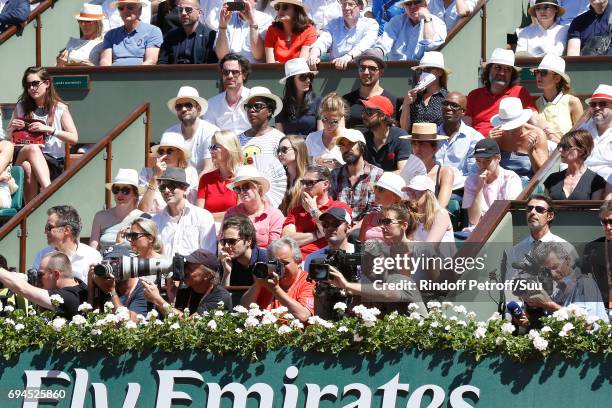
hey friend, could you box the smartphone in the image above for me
[226,1,245,11]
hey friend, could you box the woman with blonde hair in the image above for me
[305,92,347,169]
[277,134,310,214]
[56,3,105,66]
[196,130,242,221]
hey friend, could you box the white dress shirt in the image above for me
[305,0,343,29]
[312,16,379,59]
[153,202,217,257]
[580,119,612,183]
[203,86,251,135]
[427,0,476,31]
[436,121,484,177]
[516,22,568,56]
[376,13,447,61]
[164,119,220,174]
[213,10,273,62]
[33,244,103,284]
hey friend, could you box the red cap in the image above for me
[361,95,394,117]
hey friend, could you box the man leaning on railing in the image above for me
[0,0,29,34]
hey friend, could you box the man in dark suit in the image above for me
[0,0,29,33]
[158,0,217,64]
[582,199,612,310]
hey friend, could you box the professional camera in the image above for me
[307,245,363,283]
[511,247,553,297]
[252,260,284,280]
[93,246,185,282]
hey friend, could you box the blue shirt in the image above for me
[559,0,591,26]
[376,14,447,61]
[427,0,476,31]
[372,0,405,35]
[436,121,483,177]
[568,3,612,55]
[312,16,379,59]
[102,21,163,65]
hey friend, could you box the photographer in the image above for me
[143,249,231,317]
[240,237,315,323]
[0,252,86,318]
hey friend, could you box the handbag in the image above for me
[581,12,612,55]
[10,118,47,145]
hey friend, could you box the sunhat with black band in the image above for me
[279,58,318,85]
[528,0,566,17]
[166,86,208,115]
[530,54,570,84]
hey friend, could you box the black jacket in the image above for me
[582,237,610,307]
[158,23,217,64]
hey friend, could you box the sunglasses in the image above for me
[533,69,550,77]
[111,186,133,195]
[274,3,291,11]
[321,220,343,229]
[358,65,379,73]
[441,100,463,110]
[220,237,242,247]
[589,101,610,109]
[208,144,222,152]
[379,218,401,227]
[222,69,242,77]
[44,223,66,232]
[157,148,177,156]
[403,0,424,7]
[117,5,137,11]
[298,74,314,82]
[26,80,44,89]
[125,232,149,241]
[526,205,551,214]
[277,146,294,155]
[175,102,195,110]
[364,107,382,116]
[321,117,340,125]
[600,218,612,226]
[300,178,323,187]
[244,102,269,112]
[158,182,186,192]
[177,6,197,13]
[557,143,579,151]
[233,183,255,193]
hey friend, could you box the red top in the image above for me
[196,169,238,213]
[465,85,536,137]
[256,269,316,316]
[283,198,352,258]
[264,24,318,64]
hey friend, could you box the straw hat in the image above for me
[411,51,452,75]
[166,86,208,115]
[75,3,105,21]
[111,0,148,9]
[531,54,570,84]
[270,0,307,12]
[490,97,532,130]
[374,172,407,200]
[400,122,449,141]
[104,168,142,192]
[150,132,191,159]
[227,165,271,194]
[528,0,565,17]
[482,48,521,72]
[242,86,284,116]
[279,58,318,84]
[585,84,612,105]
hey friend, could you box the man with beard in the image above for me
[164,86,219,174]
[579,84,612,183]
[342,48,398,132]
[464,48,540,137]
[331,129,384,227]
[360,95,411,172]
[158,0,217,64]
[203,53,251,134]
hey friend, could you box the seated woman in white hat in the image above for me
[516,0,568,57]
[532,54,583,143]
[138,132,199,214]
[239,87,285,160]
[89,168,145,252]
[56,3,105,67]
[359,172,407,242]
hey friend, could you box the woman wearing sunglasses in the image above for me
[7,66,79,203]
[543,129,608,200]
[265,0,317,63]
[532,54,583,142]
[239,87,285,160]
[196,131,242,221]
[56,3,105,67]
[138,131,199,214]
[277,135,310,214]
[359,172,407,242]
[516,0,568,57]
[222,166,285,248]
[90,168,145,252]
[305,92,347,169]
[378,201,420,244]
[276,58,323,137]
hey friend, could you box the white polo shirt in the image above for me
[203,86,251,135]
[33,243,103,283]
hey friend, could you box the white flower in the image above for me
[553,308,569,321]
[77,303,93,313]
[453,305,467,315]
[427,301,442,309]
[103,301,114,311]
[466,311,477,320]
[307,316,334,328]
[473,327,487,339]
[50,294,64,306]
[532,336,548,351]
[169,323,180,330]
[247,308,263,318]
[271,306,288,315]
[214,310,225,317]
[283,313,296,320]
[278,325,292,335]
[418,320,425,327]
[52,317,67,332]
[408,303,420,312]
[477,321,487,328]
[353,334,363,342]
[4,305,14,313]
[71,315,87,326]
[442,301,454,309]
[4,318,15,326]
[333,302,347,312]
[586,315,600,325]
[232,305,248,314]
[249,303,260,309]
[15,323,25,331]
[217,300,225,307]
[183,308,191,316]
[487,312,502,322]
[91,329,102,335]
[0,302,3,312]
[207,320,218,330]
[430,321,440,328]
[388,311,399,320]
[541,326,552,333]
[235,328,243,334]
[528,330,540,340]
[261,312,277,325]
[561,322,574,333]
[567,304,588,319]
[337,326,349,333]
[153,319,163,326]
[501,322,515,334]
[125,321,137,330]
[244,317,259,328]
[449,316,458,321]
[116,307,130,322]
[495,337,503,346]
[146,309,159,320]
[457,320,467,327]
[289,319,304,329]
[444,325,451,331]
[409,312,422,321]
[135,314,145,322]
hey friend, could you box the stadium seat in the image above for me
[0,165,24,222]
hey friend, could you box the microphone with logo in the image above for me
[506,301,531,334]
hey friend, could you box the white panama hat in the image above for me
[75,3,105,21]
[227,165,271,194]
[585,84,612,105]
[411,51,451,75]
[166,86,208,115]
[374,172,407,200]
[405,175,435,193]
[531,54,570,84]
[482,48,521,72]
[490,97,532,130]
[105,168,143,193]
[151,131,191,159]
[242,86,284,117]
[279,58,318,84]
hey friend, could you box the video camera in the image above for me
[252,260,284,280]
[308,249,362,282]
[511,247,553,297]
[93,246,185,282]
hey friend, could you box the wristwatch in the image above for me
[309,208,318,217]
[250,24,259,29]
[423,17,433,23]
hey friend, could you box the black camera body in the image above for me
[93,246,185,282]
[252,260,284,280]
[226,1,245,11]
[511,251,553,296]
[308,249,362,282]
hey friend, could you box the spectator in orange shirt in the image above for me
[264,0,318,63]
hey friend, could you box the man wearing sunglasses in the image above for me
[158,0,217,64]
[0,0,29,34]
[567,0,611,55]
[32,205,102,284]
[375,0,447,61]
[579,84,612,184]
[582,199,612,311]
[152,168,217,257]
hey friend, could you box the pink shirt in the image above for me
[462,167,522,214]
[223,202,285,248]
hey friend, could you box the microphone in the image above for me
[506,301,524,318]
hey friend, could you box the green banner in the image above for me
[0,349,609,407]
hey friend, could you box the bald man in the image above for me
[435,92,484,177]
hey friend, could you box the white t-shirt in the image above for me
[516,22,568,57]
[33,243,103,283]
[239,127,285,159]
[305,130,345,164]
[462,167,523,213]
[212,11,273,62]
[64,37,104,65]
[202,87,251,135]
[165,119,219,173]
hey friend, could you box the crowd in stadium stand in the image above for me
[0,0,611,329]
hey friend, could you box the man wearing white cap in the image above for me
[331,128,384,224]
[164,86,219,174]
[465,48,540,137]
[567,0,611,56]
[579,84,612,183]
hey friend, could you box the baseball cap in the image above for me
[472,139,501,158]
[319,207,352,224]
[185,249,220,270]
[361,95,394,117]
